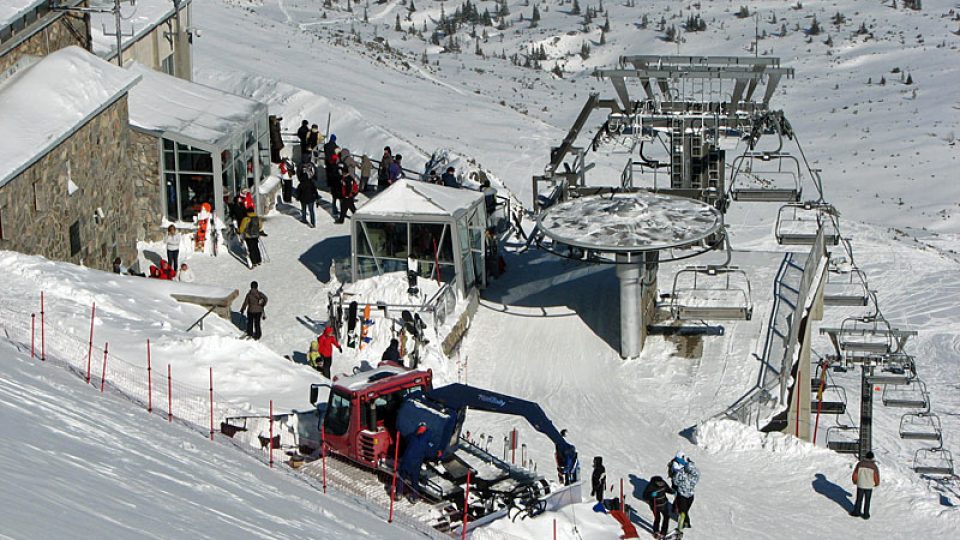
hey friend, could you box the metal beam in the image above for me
[608,76,632,114]
[622,55,782,67]
[598,66,794,80]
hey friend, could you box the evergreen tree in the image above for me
[409,0,416,12]
[809,16,821,35]
[532,5,541,22]
[580,42,591,59]
[571,0,581,15]
[603,15,610,32]
[552,63,564,77]
[905,73,913,85]
[363,7,368,23]
[395,13,402,31]
[600,30,606,45]
[422,50,429,64]
[736,5,750,19]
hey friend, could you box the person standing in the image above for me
[337,169,359,224]
[590,456,607,503]
[377,146,393,192]
[240,281,268,340]
[441,166,460,188]
[388,154,404,184]
[850,451,880,519]
[323,134,339,166]
[268,115,284,163]
[296,120,310,152]
[643,475,675,539]
[297,166,319,227]
[164,225,181,271]
[671,452,699,531]
[305,124,320,154]
[238,209,263,267]
[316,326,342,378]
[360,154,373,192]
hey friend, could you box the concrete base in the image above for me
[616,252,659,358]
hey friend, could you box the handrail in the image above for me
[185,305,217,332]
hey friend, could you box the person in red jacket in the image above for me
[316,326,342,379]
[336,170,359,224]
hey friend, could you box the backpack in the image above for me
[244,216,260,239]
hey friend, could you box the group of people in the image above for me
[295,121,368,226]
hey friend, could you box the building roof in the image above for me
[355,179,484,220]
[0,0,45,29]
[0,46,141,188]
[126,62,266,148]
[89,0,190,59]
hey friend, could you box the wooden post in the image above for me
[40,292,45,362]
[389,431,400,523]
[461,469,471,540]
[30,314,35,360]
[146,340,152,413]
[209,368,215,441]
[269,400,274,468]
[86,303,96,383]
[100,343,109,392]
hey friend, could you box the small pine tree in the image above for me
[363,7,368,23]
[580,42,591,59]
[409,0,416,12]
[532,5,541,22]
[736,5,750,19]
[421,50,428,64]
[665,25,677,42]
[571,0,581,16]
[809,16,821,35]
[879,76,886,85]
[824,34,833,46]
[395,14,402,31]
[475,39,483,56]
[552,63,564,78]
[905,73,913,85]
[603,15,610,32]
[600,30,606,45]
[640,14,649,29]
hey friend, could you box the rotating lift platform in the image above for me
[537,191,723,358]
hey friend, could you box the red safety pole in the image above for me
[146,340,152,413]
[167,364,172,422]
[321,424,327,494]
[31,313,35,360]
[209,368,215,441]
[40,292,45,362]
[461,469,471,540]
[100,343,109,393]
[86,303,96,383]
[511,429,517,464]
[389,431,400,523]
[553,518,557,540]
[269,400,274,468]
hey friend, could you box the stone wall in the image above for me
[0,12,89,74]
[129,129,164,242]
[0,97,138,271]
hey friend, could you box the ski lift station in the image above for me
[350,179,488,297]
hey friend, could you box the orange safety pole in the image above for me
[461,469,471,540]
[209,368,215,441]
[269,400,274,468]
[813,362,828,444]
[86,303,96,383]
[100,343,109,392]
[389,431,400,523]
[146,340,152,413]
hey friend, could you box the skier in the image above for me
[238,208,264,267]
[336,168,359,224]
[296,120,310,152]
[315,326,342,378]
[305,124,320,154]
[850,451,880,519]
[297,165,319,227]
[670,451,699,531]
[377,146,393,192]
[177,263,195,283]
[164,224,181,271]
[388,154,404,184]
[381,338,402,366]
[441,166,460,188]
[590,456,607,503]
[239,281,267,340]
[360,154,373,192]
[642,475,675,539]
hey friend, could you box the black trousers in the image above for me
[244,238,262,265]
[246,312,262,340]
[651,501,670,536]
[339,198,357,221]
[674,494,694,528]
[320,355,332,378]
[167,249,179,271]
[853,488,873,516]
[591,480,605,503]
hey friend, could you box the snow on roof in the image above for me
[0,0,44,28]
[127,62,266,148]
[88,0,187,59]
[333,365,412,391]
[0,46,141,188]
[355,179,483,219]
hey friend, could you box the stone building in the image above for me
[0,46,141,270]
[0,1,90,75]
[89,0,193,80]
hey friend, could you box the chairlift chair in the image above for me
[899,413,943,443]
[812,384,848,415]
[729,152,803,202]
[823,267,870,307]
[775,202,840,246]
[825,426,860,455]
[670,265,753,321]
[836,315,894,363]
[913,447,955,476]
[882,378,929,409]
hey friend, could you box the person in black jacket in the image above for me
[297,165,319,227]
[591,456,606,503]
[381,339,401,365]
[296,120,309,151]
[642,475,675,539]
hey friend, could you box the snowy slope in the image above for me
[0,337,424,539]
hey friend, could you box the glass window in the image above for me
[69,220,81,256]
[364,222,408,259]
[411,223,453,262]
[178,174,214,222]
[324,391,353,437]
[164,174,178,221]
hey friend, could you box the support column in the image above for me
[859,366,873,459]
[640,251,659,346]
[616,255,642,359]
